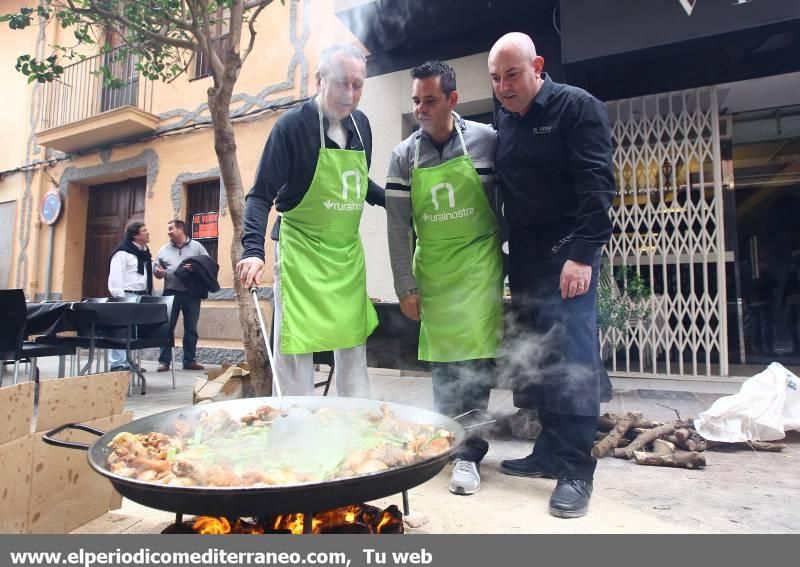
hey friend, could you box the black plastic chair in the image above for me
[0,289,27,386]
[107,296,141,303]
[1,289,76,386]
[36,297,108,375]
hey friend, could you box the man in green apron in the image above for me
[386,61,503,495]
[238,44,384,398]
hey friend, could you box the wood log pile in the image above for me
[592,412,787,469]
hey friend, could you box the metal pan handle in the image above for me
[453,409,497,430]
[42,423,106,451]
[463,419,497,430]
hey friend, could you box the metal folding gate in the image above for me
[601,87,728,378]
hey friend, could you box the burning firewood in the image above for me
[593,412,641,458]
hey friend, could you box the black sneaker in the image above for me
[549,479,593,518]
[499,455,557,478]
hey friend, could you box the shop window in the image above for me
[186,179,220,262]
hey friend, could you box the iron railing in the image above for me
[39,46,154,131]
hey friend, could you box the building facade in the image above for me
[0,0,378,362]
[342,0,800,383]
[3,0,800,380]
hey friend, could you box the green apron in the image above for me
[411,119,503,362]
[277,100,378,354]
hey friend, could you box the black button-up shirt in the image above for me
[242,97,385,260]
[495,74,615,265]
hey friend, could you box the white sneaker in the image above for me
[449,459,481,495]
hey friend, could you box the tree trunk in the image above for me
[207,51,272,396]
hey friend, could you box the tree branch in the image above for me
[244,0,276,9]
[62,0,197,50]
[186,0,224,80]
[166,50,195,84]
[241,1,269,64]
[160,9,194,33]
[228,0,244,59]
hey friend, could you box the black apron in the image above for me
[506,230,611,417]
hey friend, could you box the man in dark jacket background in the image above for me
[153,219,210,372]
[176,255,220,299]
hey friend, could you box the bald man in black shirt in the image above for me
[489,32,615,519]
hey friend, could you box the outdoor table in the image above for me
[25,301,74,336]
[25,301,168,394]
[71,302,168,394]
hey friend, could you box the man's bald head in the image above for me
[488,32,544,116]
[489,32,537,63]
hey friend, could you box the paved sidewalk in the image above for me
[23,357,800,533]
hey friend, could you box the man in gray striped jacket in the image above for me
[386,60,503,496]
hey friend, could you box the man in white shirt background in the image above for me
[107,221,153,371]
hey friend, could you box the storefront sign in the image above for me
[561,0,800,63]
[191,211,219,240]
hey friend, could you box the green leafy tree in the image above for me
[597,265,652,334]
[2,0,283,394]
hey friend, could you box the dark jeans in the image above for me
[505,232,608,481]
[528,408,598,481]
[431,359,493,464]
[158,291,201,366]
[507,232,610,416]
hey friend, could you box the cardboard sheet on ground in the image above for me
[28,411,133,533]
[0,372,131,533]
[0,435,35,533]
[0,383,35,534]
[0,382,33,445]
[34,372,129,432]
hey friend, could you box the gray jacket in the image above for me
[155,239,209,293]
[385,113,497,297]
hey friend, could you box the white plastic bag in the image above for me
[694,362,800,442]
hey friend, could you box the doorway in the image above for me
[734,137,800,363]
[82,177,146,298]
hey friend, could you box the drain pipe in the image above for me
[44,224,54,301]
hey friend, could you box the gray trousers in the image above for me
[272,242,371,398]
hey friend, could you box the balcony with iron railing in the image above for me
[36,46,159,153]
